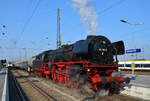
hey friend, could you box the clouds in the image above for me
[72,0,99,35]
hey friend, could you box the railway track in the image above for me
[27,80,57,101]
[13,74,26,101]
[8,70,27,101]
[12,69,77,101]
[11,69,140,101]
[15,71,57,101]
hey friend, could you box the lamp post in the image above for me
[120,19,144,58]
[120,19,144,76]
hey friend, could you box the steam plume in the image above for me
[72,0,99,35]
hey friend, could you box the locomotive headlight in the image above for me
[99,48,102,51]
[102,41,106,44]
[87,69,90,71]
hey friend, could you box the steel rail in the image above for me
[16,71,57,101]
[11,71,26,101]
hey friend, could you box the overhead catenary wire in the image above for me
[11,0,42,61]
[97,0,126,16]
[134,27,150,33]
[114,26,150,41]
[18,0,41,42]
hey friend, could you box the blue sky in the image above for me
[0,0,150,61]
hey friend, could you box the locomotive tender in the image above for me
[16,35,129,96]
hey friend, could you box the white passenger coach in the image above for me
[118,60,150,71]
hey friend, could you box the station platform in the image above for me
[113,73,150,88]
[0,68,9,101]
[113,73,150,100]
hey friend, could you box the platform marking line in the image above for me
[1,69,9,101]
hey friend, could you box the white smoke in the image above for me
[72,0,99,35]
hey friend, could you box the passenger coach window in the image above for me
[125,64,131,67]
[135,64,141,67]
[141,64,150,67]
[119,64,124,67]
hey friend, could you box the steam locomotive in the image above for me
[15,35,129,96]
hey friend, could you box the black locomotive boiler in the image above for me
[36,35,124,64]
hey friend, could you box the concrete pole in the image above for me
[142,48,145,60]
[57,8,61,49]
[23,48,27,61]
[131,25,135,60]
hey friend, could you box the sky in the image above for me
[0,0,150,61]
